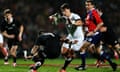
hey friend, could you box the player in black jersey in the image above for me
[27,31,62,72]
[1,9,24,67]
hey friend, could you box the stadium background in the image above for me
[0,0,120,58]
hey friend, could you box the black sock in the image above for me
[80,52,86,67]
[13,57,16,63]
[62,57,72,70]
[100,52,113,65]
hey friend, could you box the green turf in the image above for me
[0,58,120,72]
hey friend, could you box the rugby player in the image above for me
[1,9,24,67]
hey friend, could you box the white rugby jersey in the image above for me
[63,13,84,40]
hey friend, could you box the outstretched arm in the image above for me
[18,24,24,41]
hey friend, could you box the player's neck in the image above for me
[5,17,13,24]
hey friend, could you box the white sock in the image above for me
[24,50,27,58]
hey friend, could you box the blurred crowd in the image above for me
[0,0,120,50]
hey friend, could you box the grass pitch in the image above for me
[0,58,120,72]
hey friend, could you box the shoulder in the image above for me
[71,13,80,17]
[92,9,99,15]
[71,13,81,19]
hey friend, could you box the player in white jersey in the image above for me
[62,13,84,51]
[57,3,84,72]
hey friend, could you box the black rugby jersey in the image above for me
[1,19,22,36]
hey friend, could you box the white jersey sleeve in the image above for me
[0,33,3,43]
[69,13,81,24]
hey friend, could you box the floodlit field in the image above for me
[0,58,120,72]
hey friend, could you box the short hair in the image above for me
[60,3,70,10]
[3,9,12,15]
[86,0,95,5]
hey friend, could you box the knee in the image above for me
[62,50,75,58]
[61,47,68,56]
[61,52,68,57]
[10,50,16,57]
[10,52,15,57]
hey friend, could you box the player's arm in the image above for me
[74,19,83,26]
[18,24,24,41]
[1,23,15,38]
[94,22,103,33]
[27,45,39,59]
[93,11,104,32]
[72,14,83,26]
[31,45,39,55]
[2,31,15,38]
[87,11,104,36]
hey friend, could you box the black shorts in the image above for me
[7,38,20,48]
[85,32,103,45]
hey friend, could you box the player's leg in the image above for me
[95,32,117,71]
[29,58,45,72]
[95,43,117,71]
[99,49,117,71]
[10,45,18,66]
[112,42,120,59]
[107,45,119,60]
[75,41,91,70]
[29,46,46,72]
[75,32,102,70]
[0,43,9,64]
[3,46,9,65]
[0,43,8,57]
[103,29,120,59]
[23,49,27,60]
[114,43,120,57]
[0,34,9,64]
[59,47,74,72]
[95,43,106,67]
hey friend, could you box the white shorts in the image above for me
[62,34,84,51]
[0,33,3,43]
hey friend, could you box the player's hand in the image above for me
[100,26,107,32]
[86,31,94,36]
[48,15,55,22]
[26,55,33,59]
[73,40,78,44]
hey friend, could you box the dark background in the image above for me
[0,0,120,58]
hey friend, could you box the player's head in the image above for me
[85,0,95,11]
[3,9,13,20]
[60,3,71,17]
